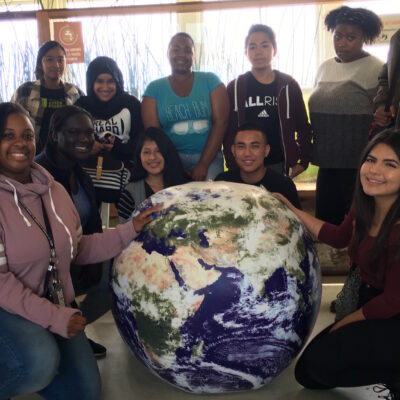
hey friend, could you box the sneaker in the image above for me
[373,384,400,400]
[88,338,107,359]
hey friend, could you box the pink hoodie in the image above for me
[0,163,137,338]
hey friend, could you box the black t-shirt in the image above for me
[215,168,301,209]
[245,73,283,165]
[39,86,66,153]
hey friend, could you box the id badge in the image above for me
[49,281,65,306]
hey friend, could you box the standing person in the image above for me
[11,40,83,154]
[215,122,301,208]
[0,102,161,399]
[141,32,229,181]
[373,29,400,131]
[117,127,189,222]
[275,129,400,400]
[35,105,109,358]
[223,24,312,178]
[310,6,383,225]
[75,56,143,204]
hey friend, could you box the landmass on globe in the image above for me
[112,181,321,393]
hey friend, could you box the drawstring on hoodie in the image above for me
[48,187,74,260]
[6,179,31,227]
[6,179,74,260]
[234,78,238,114]
[286,84,290,119]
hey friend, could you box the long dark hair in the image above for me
[0,102,33,139]
[35,40,66,80]
[132,127,188,188]
[351,128,400,267]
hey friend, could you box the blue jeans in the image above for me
[179,151,224,180]
[0,307,100,400]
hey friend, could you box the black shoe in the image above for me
[88,338,107,359]
[373,384,400,400]
[330,300,336,313]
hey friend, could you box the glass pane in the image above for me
[0,19,38,102]
[65,12,178,97]
[201,4,318,89]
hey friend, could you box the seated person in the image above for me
[117,127,188,222]
[215,122,301,208]
[35,105,107,357]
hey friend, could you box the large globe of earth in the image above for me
[111,181,321,393]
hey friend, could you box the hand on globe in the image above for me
[190,162,208,181]
[272,192,294,210]
[132,203,163,232]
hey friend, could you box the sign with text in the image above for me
[53,21,85,64]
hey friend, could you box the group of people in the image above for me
[1,3,400,400]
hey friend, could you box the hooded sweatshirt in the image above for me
[223,70,312,174]
[0,163,137,338]
[75,56,143,163]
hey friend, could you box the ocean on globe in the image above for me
[111,181,321,393]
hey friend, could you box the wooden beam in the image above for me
[0,10,36,20]
[0,0,367,21]
[36,10,51,44]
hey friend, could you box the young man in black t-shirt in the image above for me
[215,122,301,208]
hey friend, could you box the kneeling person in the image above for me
[215,122,301,208]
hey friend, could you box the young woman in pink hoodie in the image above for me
[0,102,161,399]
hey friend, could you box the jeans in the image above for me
[0,307,101,400]
[179,151,224,180]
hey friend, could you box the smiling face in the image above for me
[93,73,117,102]
[0,112,35,183]
[231,130,270,181]
[333,23,364,63]
[246,31,276,71]
[53,113,94,162]
[360,143,400,204]
[168,35,194,75]
[140,139,165,177]
[41,46,66,83]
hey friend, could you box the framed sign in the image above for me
[53,21,85,64]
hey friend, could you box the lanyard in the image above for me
[18,198,58,297]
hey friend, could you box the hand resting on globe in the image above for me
[132,203,163,233]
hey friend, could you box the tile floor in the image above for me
[14,280,384,400]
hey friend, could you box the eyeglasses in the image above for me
[62,128,95,138]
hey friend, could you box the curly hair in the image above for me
[325,6,382,44]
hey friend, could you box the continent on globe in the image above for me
[111,181,321,393]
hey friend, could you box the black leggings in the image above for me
[295,314,400,390]
[315,168,357,225]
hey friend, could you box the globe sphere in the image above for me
[111,181,321,393]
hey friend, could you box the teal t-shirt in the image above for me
[144,71,222,154]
